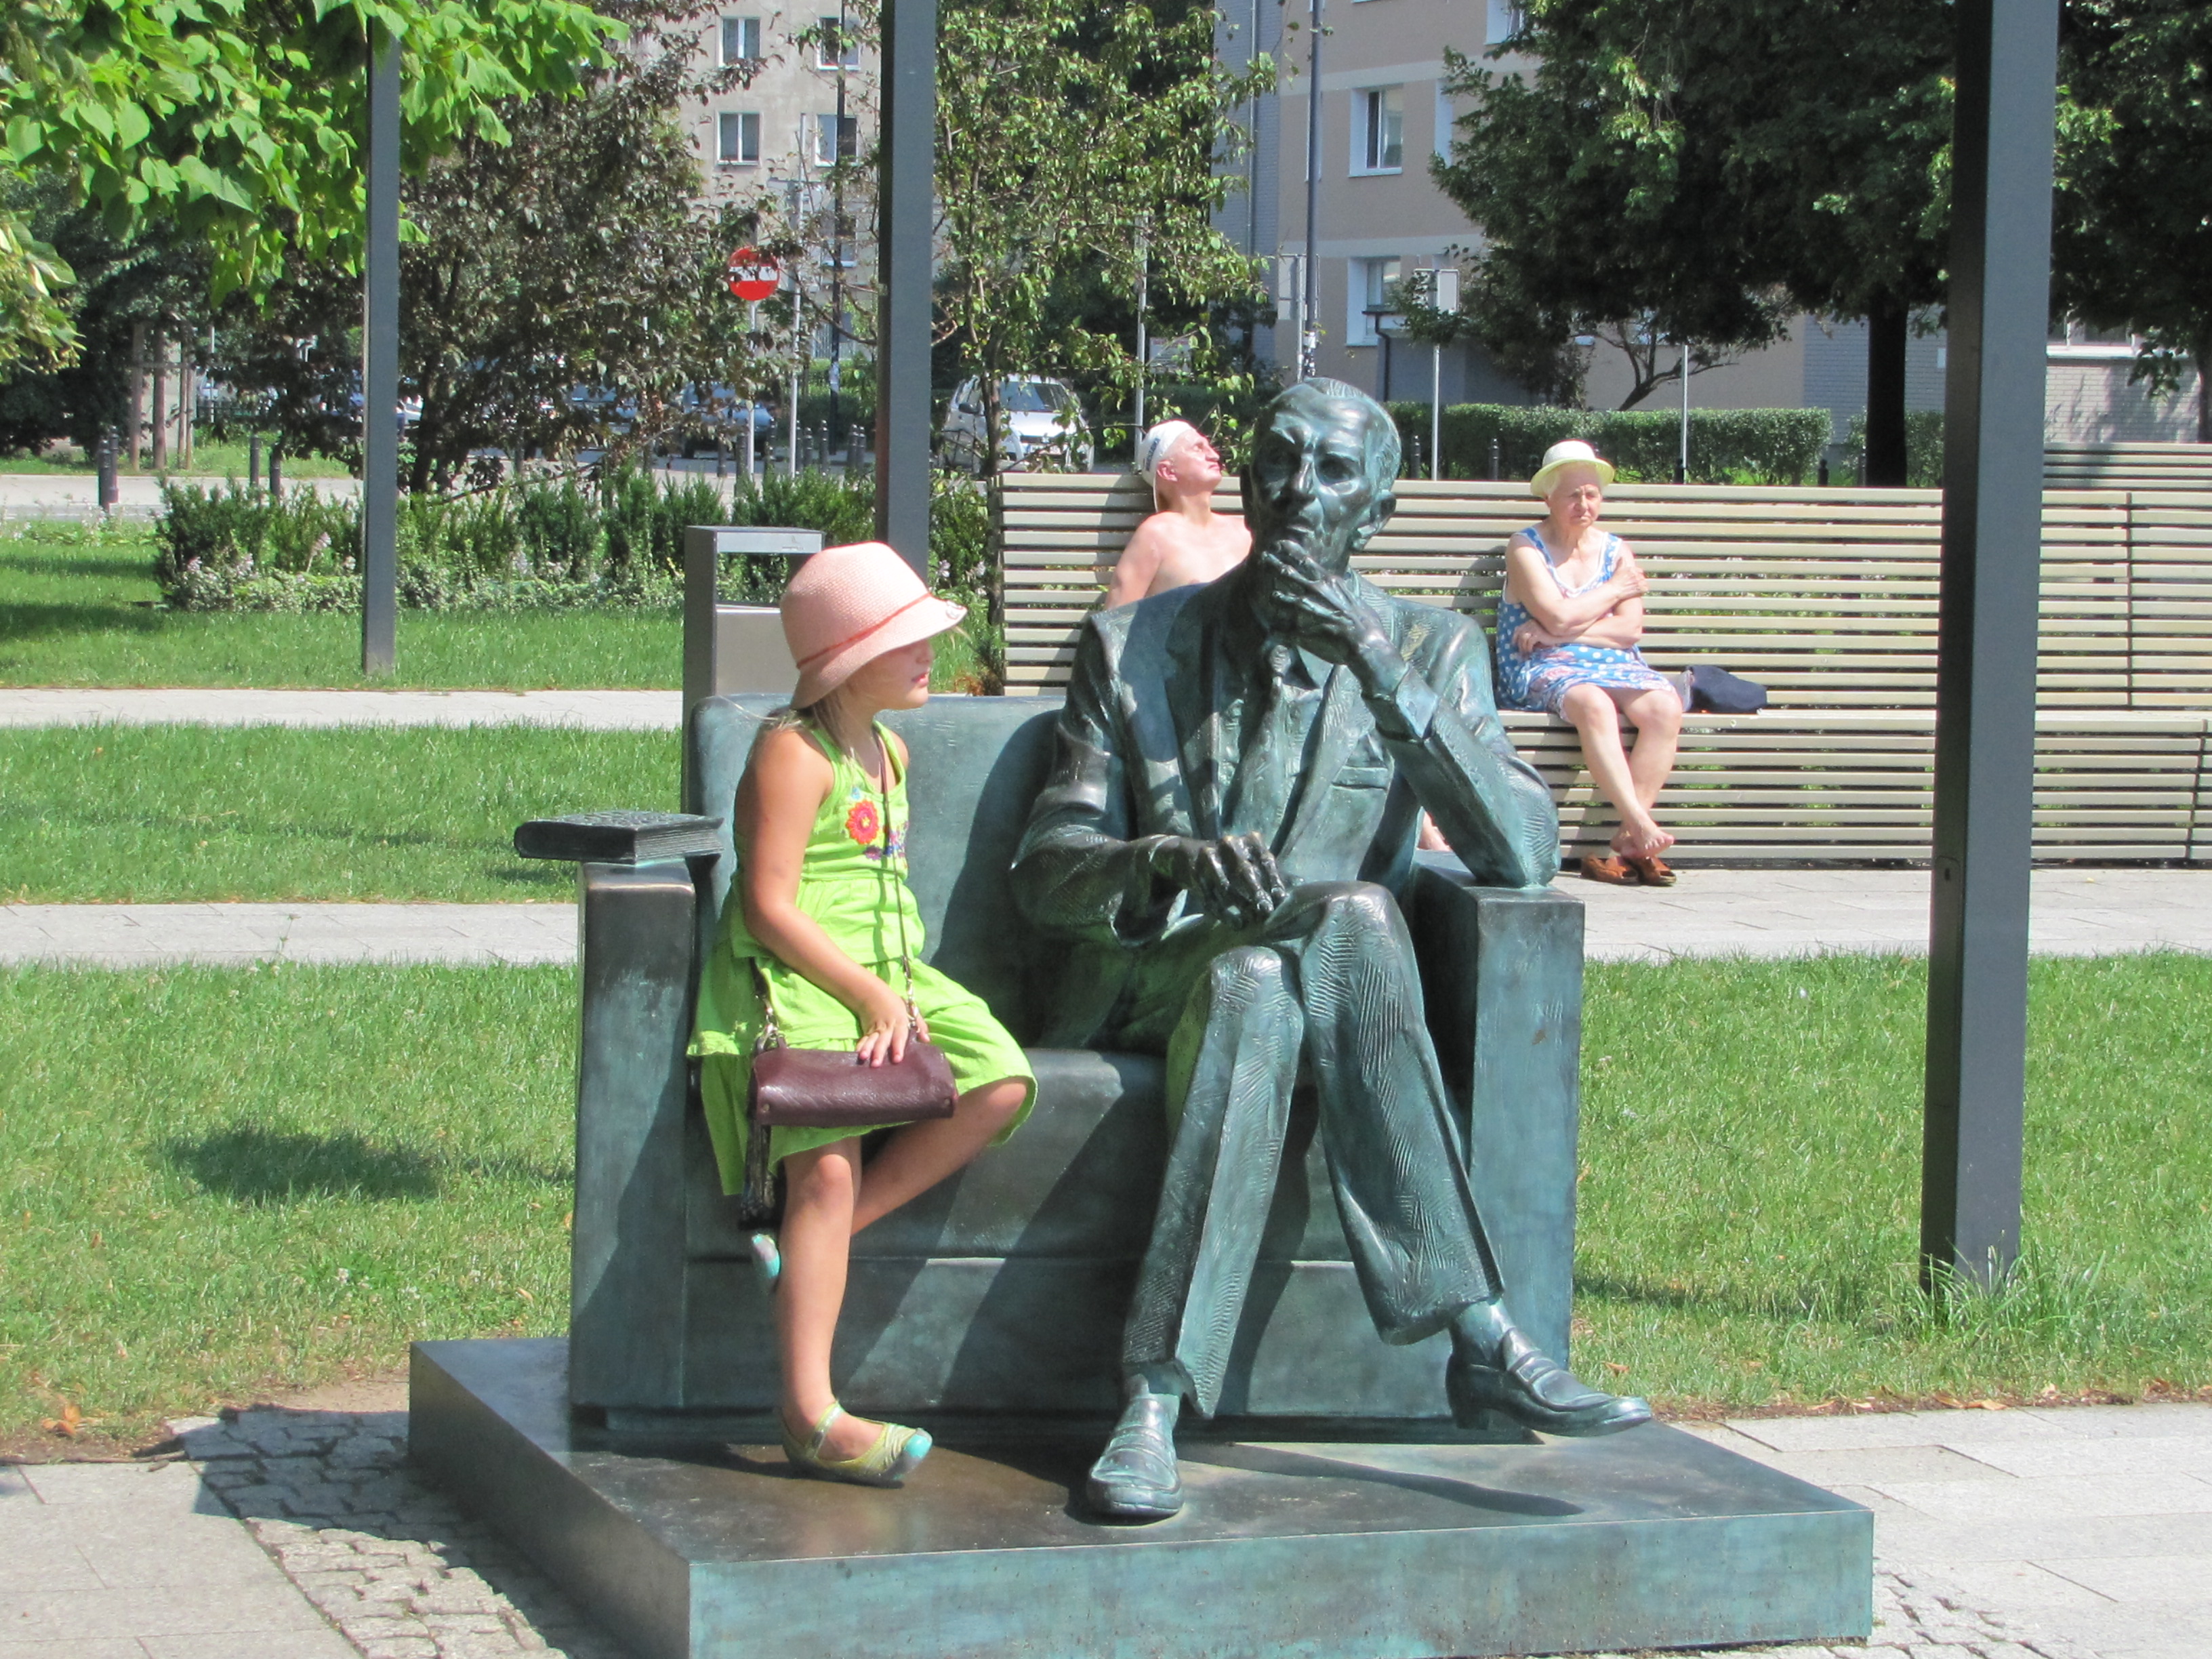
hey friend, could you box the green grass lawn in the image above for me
[1576,951,2212,1411]
[0,522,685,689]
[2,954,2205,1448]
[0,440,352,478]
[0,519,997,691]
[0,725,674,902]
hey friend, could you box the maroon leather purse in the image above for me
[738,751,956,1221]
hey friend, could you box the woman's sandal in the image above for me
[748,1231,781,1290]
[1624,855,1677,887]
[1580,855,1636,884]
[783,1402,932,1488]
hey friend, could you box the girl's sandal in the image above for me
[1580,855,1636,885]
[783,1403,932,1488]
[1624,855,1677,887]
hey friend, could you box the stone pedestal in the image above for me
[410,1338,1872,1659]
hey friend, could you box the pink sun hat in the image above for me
[782,541,967,706]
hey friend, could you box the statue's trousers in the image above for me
[1115,882,1506,1416]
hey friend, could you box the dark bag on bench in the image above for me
[1682,664,1768,714]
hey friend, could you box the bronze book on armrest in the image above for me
[513,810,724,865]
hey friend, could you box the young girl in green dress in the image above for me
[690,541,1034,1488]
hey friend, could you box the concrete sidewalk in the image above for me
[0,473,359,516]
[5,871,2209,968]
[0,689,680,731]
[15,1399,2207,1658]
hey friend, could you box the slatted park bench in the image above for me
[994,474,2212,865]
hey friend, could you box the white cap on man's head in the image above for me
[1136,419,1203,483]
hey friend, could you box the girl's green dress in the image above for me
[689,719,1036,1194]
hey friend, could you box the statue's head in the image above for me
[1240,379,1401,575]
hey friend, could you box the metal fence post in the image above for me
[1921,0,2060,1290]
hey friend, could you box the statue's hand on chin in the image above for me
[1151,832,1291,927]
[1257,544,1399,684]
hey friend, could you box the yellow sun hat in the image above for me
[1530,439,1616,498]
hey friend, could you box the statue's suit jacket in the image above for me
[1012,569,1560,1048]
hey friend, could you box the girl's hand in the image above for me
[855,977,922,1066]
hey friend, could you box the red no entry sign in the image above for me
[727,247,780,302]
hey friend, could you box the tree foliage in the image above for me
[923,0,1273,470]
[0,0,619,365]
[2055,0,2212,440]
[1432,0,1950,455]
[215,1,758,492]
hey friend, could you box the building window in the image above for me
[1486,1,1523,44]
[1433,85,1456,158]
[720,15,761,64]
[718,110,760,165]
[814,16,860,68]
[813,112,859,164]
[1349,256,1401,345]
[1354,88,1404,174]
[2048,318,2136,361]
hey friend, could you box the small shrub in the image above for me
[1387,403,1833,487]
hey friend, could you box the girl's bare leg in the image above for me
[1561,685,1670,857]
[850,1077,1029,1235]
[1616,685,1683,815]
[775,1139,887,1460]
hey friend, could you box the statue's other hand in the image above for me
[1155,833,1290,926]
[1259,546,1396,676]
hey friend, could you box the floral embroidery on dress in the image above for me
[843,787,907,861]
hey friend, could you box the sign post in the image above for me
[728,249,781,483]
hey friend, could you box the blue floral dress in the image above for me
[1494,525,1678,716]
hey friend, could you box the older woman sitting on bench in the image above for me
[1495,441,1683,886]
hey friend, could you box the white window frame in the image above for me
[812,111,859,165]
[1433,85,1455,159]
[1352,87,1404,176]
[813,15,860,69]
[718,110,761,166]
[1486,0,1523,44]
[1348,255,1401,346]
[720,15,761,65]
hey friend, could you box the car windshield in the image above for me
[1000,380,1073,415]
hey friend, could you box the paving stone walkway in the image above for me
[0,689,679,731]
[21,1400,2204,1658]
[6,870,2209,968]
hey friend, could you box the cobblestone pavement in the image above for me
[104,1403,2199,1658]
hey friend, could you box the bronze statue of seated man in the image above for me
[1012,379,1652,1522]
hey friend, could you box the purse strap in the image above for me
[750,722,918,1054]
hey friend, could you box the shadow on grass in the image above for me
[0,601,165,642]
[164,1126,444,1202]
[0,553,152,580]
[161,1126,572,1203]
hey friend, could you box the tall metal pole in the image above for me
[1300,0,1321,380]
[1920,0,2059,1290]
[828,3,847,455]
[1677,342,1691,484]
[874,0,937,573]
[362,24,401,676]
[1134,225,1149,438]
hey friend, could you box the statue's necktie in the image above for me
[1226,642,1322,844]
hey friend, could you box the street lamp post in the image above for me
[1430,266,1458,481]
[361,24,401,676]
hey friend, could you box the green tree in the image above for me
[927,0,1272,474]
[1433,0,1950,478]
[2055,1,2212,441]
[0,0,617,363]
[214,1,762,491]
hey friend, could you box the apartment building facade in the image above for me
[1239,0,2194,444]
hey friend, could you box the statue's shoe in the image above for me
[1085,1393,1184,1521]
[1448,1328,1653,1437]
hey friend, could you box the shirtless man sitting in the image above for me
[1101,419,1252,608]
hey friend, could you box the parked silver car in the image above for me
[940,375,1094,472]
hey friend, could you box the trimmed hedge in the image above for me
[1845,409,1946,488]
[152,468,988,615]
[1385,403,1833,487]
